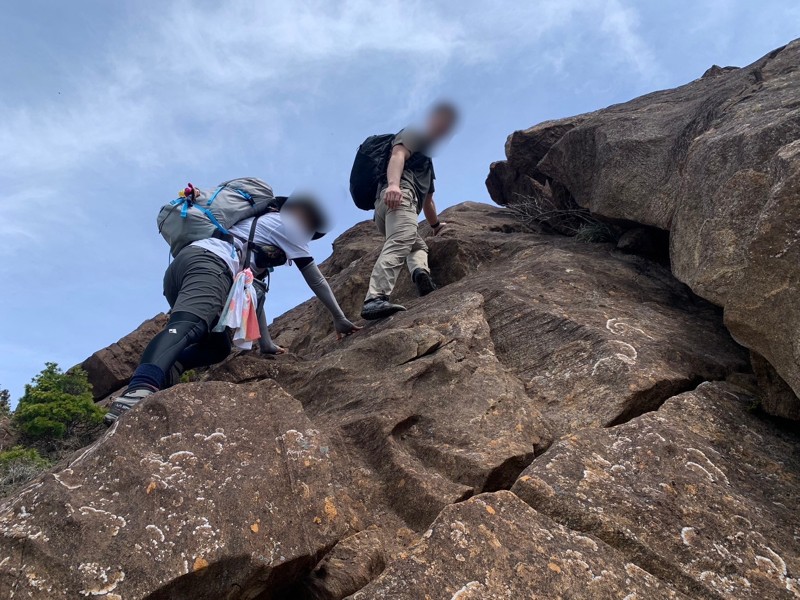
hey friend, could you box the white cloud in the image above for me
[600,0,660,78]
[0,0,660,250]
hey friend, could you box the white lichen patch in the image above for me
[146,524,166,544]
[451,580,484,599]
[685,448,729,485]
[78,562,125,596]
[680,527,697,546]
[606,318,654,340]
[78,507,127,536]
[591,341,638,376]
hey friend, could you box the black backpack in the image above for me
[349,133,395,210]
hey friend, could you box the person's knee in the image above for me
[383,227,417,252]
[166,311,209,345]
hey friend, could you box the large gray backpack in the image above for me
[157,177,277,258]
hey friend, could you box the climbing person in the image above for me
[349,102,458,320]
[104,181,360,426]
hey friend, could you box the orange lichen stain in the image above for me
[485,505,496,515]
[324,498,338,521]
[313,517,322,525]
[250,522,260,534]
[304,459,311,467]
[548,562,562,574]
[146,481,157,495]
[515,423,523,432]
[518,476,531,483]
[193,557,209,572]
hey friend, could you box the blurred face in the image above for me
[284,205,314,233]
[426,109,457,142]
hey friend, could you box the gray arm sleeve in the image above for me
[257,303,282,354]
[254,279,281,354]
[300,261,355,332]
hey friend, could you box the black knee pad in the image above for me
[140,312,209,372]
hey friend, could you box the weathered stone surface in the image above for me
[751,351,800,421]
[273,289,553,531]
[0,201,774,597]
[487,40,800,417]
[80,314,169,400]
[269,203,747,437]
[0,381,355,599]
[289,529,386,600]
[350,491,686,599]
[512,381,800,599]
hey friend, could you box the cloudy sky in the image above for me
[1,0,797,401]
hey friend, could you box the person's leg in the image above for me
[174,330,232,371]
[365,188,419,301]
[405,232,429,274]
[129,311,209,390]
[406,232,437,296]
[106,247,232,424]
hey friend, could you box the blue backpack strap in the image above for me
[205,185,225,206]
[231,188,254,203]
[169,196,191,218]
[195,205,231,236]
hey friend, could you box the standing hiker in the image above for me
[349,103,458,320]
[104,182,360,425]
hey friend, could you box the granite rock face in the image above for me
[512,382,800,599]
[488,40,800,418]
[2,199,795,599]
[0,382,355,599]
[350,491,688,600]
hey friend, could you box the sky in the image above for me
[1,0,798,403]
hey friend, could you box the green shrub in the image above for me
[0,388,10,417]
[0,446,51,495]
[180,369,198,383]
[14,363,106,442]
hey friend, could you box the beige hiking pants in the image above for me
[366,186,429,301]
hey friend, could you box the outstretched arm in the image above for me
[422,193,444,235]
[255,283,285,355]
[257,302,285,355]
[298,260,361,339]
[385,144,411,210]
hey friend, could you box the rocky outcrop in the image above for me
[0,382,355,599]
[512,381,800,599]
[487,39,800,418]
[81,314,169,400]
[2,202,795,599]
[351,491,687,599]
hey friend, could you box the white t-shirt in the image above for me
[190,211,313,275]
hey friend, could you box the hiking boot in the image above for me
[412,269,438,297]
[361,296,407,320]
[104,388,155,426]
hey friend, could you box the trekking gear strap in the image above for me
[242,214,261,271]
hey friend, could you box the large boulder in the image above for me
[80,314,168,400]
[487,39,800,418]
[512,381,800,599]
[0,381,355,599]
[350,491,687,599]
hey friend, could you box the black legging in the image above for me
[138,311,231,380]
